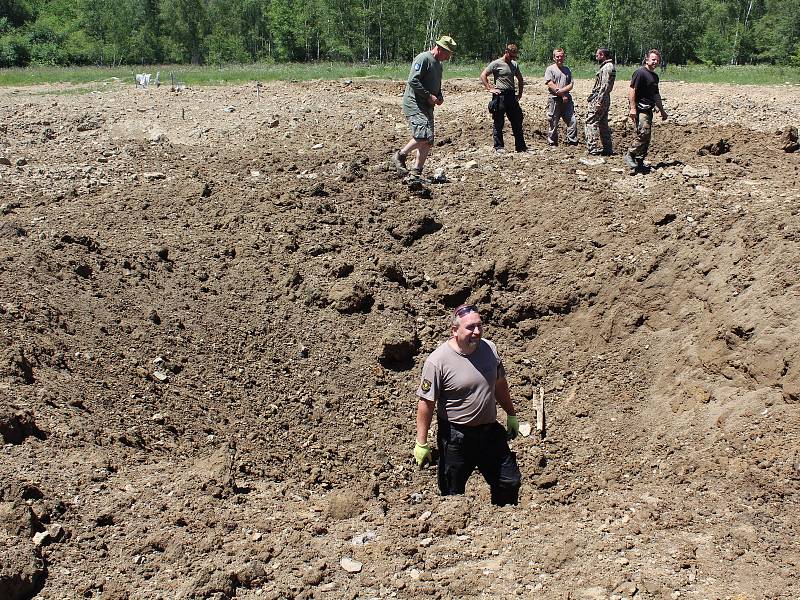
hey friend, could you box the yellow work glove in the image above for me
[413,442,432,467]
[506,415,520,440]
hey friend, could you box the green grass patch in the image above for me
[1,61,798,87]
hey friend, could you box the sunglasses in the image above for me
[454,304,478,318]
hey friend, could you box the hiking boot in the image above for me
[494,147,506,154]
[392,151,408,173]
[623,153,638,169]
[406,169,427,184]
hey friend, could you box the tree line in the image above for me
[1,0,798,68]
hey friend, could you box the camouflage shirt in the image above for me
[588,59,616,103]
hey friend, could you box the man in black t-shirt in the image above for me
[624,49,668,171]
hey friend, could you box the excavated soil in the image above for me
[1,76,799,600]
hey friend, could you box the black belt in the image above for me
[440,419,495,432]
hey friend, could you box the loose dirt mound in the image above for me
[1,77,799,599]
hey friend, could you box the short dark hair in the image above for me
[597,47,612,60]
[647,48,661,60]
[505,43,518,53]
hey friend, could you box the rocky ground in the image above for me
[1,75,799,600]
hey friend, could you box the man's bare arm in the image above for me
[495,377,516,416]
[416,399,435,444]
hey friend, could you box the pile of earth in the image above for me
[1,77,799,599]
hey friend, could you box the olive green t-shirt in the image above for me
[486,58,520,92]
[402,51,443,116]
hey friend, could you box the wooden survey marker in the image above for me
[534,386,545,439]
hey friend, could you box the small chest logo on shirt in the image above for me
[421,379,431,392]
[414,63,422,71]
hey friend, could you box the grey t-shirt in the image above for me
[417,339,506,425]
[544,64,573,96]
[402,51,443,116]
[486,58,520,92]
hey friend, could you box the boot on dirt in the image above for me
[623,153,638,169]
[406,168,427,184]
[392,151,409,174]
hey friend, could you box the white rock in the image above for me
[682,165,710,178]
[418,511,432,521]
[420,537,433,547]
[32,531,51,546]
[312,143,324,150]
[464,160,479,169]
[351,530,377,545]
[519,422,532,437]
[318,582,337,592]
[340,557,362,573]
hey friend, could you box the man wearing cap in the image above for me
[480,42,528,153]
[585,47,616,156]
[413,304,522,506]
[392,35,456,181]
[544,48,578,146]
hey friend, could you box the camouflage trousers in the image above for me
[628,109,653,159]
[585,97,612,154]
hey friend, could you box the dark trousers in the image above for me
[437,419,521,506]
[492,92,527,151]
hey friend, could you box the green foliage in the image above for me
[207,32,250,64]
[0,0,798,67]
[1,0,33,27]
[0,29,30,66]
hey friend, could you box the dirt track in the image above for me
[1,76,800,600]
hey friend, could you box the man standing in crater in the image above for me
[413,304,522,506]
[392,35,457,182]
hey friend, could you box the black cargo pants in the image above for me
[437,419,521,506]
[491,90,527,152]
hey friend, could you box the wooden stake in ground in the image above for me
[534,386,545,439]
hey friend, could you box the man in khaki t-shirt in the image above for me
[413,304,522,506]
[480,43,527,153]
